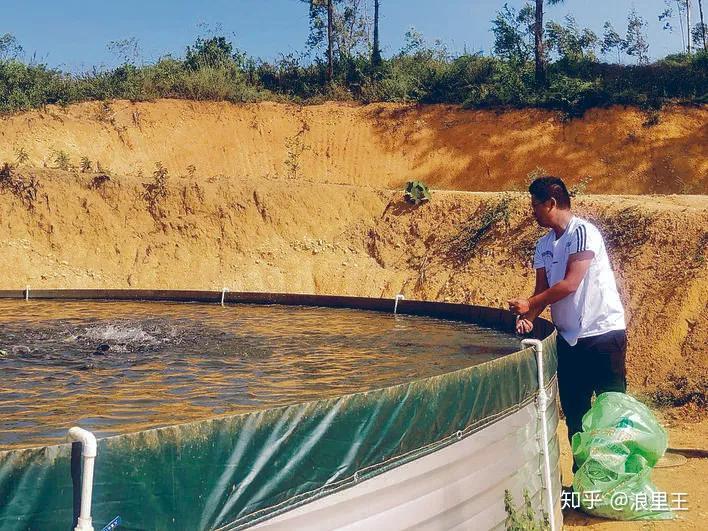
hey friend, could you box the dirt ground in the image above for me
[0,100,705,528]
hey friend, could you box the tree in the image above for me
[695,0,707,49]
[688,0,692,53]
[533,0,565,85]
[303,0,335,81]
[185,36,240,70]
[372,0,382,67]
[601,21,626,63]
[492,3,534,63]
[545,15,598,63]
[625,9,650,64]
[659,0,696,53]
[304,0,369,82]
[0,33,23,61]
[333,0,369,59]
[693,21,708,49]
[107,37,141,66]
[327,0,334,80]
[400,27,425,55]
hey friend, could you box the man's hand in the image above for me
[515,316,534,335]
[508,298,530,315]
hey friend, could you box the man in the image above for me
[508,176,627,471]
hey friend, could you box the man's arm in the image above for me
[509,250,594,315]
[524,268,550,321]
[514,268,549,334]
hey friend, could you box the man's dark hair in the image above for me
[529,176,571,209]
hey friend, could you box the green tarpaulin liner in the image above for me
[0,294,558,530]
[572,392,673,521]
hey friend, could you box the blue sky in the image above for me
[1,0,690,71]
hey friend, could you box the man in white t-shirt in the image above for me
[508,176,627,472]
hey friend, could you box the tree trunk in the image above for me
[687,0,692,53]
[327,0,334,82]
[699,0,708,49]
[372,0,382,67]
[534,0,545,85]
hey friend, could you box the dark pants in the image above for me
[557,329,627,472]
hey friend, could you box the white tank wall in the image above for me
[251,380,562,531]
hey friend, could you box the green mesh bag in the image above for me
[571,392,674,520]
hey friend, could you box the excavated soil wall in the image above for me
[0,99,706,194]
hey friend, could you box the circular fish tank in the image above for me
[0,290,562,530]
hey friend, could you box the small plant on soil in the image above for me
[504,489,550,531]
[14,147,29,165]
[52,150,71,171]
[142,162,169,221]
[80,156,93,173]
[595,206,652,260]
[642,109,661,128]
[96,100,114,124]
[450,194,512,261]
[0,162,39,209]
[404,180,431,205]
[284,122,310,179]
[694,232,708,266]
[569,175,593,197]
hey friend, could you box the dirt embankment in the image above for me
[0,99,706,194]
[0,166,705,395]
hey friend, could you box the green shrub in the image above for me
[1,34,706,115]
[404,180,431,205]
[504,489,550,531]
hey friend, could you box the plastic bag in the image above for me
[571,392,674,520]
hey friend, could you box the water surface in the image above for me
[0,300,520,449]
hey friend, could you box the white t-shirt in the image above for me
[533,216,625,346]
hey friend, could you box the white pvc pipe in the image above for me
[68,427,97,531]
[221,287,229,307]
[521,338,557,531]
[25,285,30,301]
[393,293,405,314]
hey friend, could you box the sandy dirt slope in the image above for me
[0,100,705,194]
[0,169,705,394]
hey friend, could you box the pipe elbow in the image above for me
[68,427,97,458]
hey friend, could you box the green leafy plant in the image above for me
[451,194,512,260]
[142,162,169,221]
[80,156,93,173]
[0,162,39,208]
[404,180,431,205]
[284,122,310,179]
[52,150,71,170]
[569,175,593,196]
[14,147,29,165]
[504,489,550,531]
